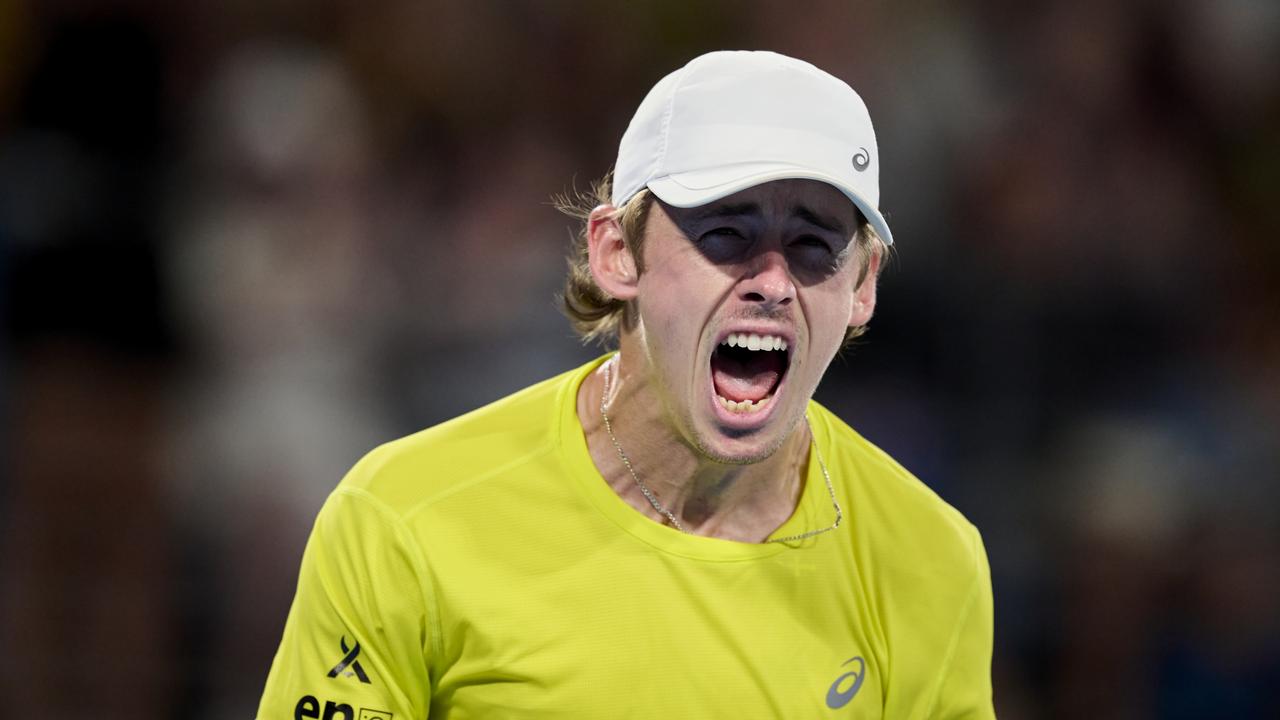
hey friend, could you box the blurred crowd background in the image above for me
[2,0,1278,717]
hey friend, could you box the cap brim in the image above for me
[647,164,894,246]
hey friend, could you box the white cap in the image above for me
[612,50,893,245]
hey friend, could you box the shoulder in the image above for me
[336,362,592,519]
[810,403,985,587]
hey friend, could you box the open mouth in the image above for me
[710,332,790,415]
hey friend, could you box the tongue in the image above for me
[711,350,783,403]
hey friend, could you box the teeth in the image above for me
[720,333,787,352]
[717,394,773,414]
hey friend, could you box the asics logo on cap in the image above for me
[852,148,870,171]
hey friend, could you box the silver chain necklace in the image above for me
[598,356,842,544]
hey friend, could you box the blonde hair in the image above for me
[554,174,888,346]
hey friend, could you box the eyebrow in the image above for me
[792,205,847,236]
[687,202,759,222]
[684,200,851,236]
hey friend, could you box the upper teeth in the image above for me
[720,333,788,352]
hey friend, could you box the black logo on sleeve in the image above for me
[327,636,371,683]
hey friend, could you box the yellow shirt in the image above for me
[258,357,994,719]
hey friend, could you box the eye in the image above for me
[789,235,837,263]
[792,235,834,253]
[696,226,753,263]
[787,234,846,278]
[707,226,743,238]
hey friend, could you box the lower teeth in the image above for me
[718,394,771,414]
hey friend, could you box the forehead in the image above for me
[675,178,859,231]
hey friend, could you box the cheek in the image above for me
[658,315,701,362]
[636,269,717,364]
[805,282,857,337]
[638,264,712,317]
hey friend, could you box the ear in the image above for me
[848,249,881,328]
[588,204,640,301]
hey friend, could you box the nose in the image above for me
[738,249,795,308]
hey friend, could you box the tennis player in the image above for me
[258,50,994,718]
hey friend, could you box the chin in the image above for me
[691,414,799,466]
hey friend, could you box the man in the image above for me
[258,50,994,718]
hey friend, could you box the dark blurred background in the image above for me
[2,0,1278,717]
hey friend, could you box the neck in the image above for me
[577,353,811,543]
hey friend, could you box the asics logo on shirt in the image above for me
[327,636,371,683]
[825,656,867,709]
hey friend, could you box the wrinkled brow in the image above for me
[685,201,850,237]
[792,205,849,237]
[684,202,759,223]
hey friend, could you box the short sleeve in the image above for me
[929,528,996,719]
[257,488,434,720]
